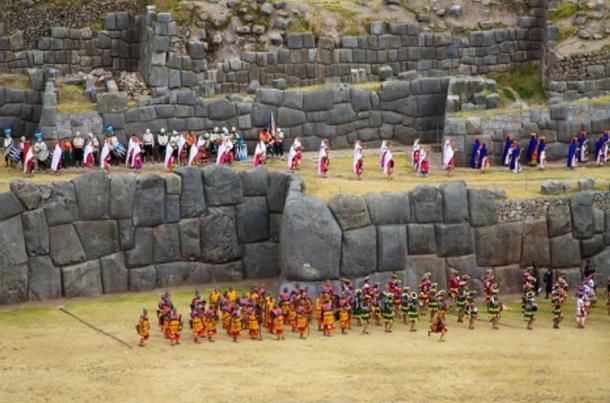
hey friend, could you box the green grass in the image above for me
[56,81,97,114]
[502,87,516,102]
[323,2,358,17]
[550,1,584,23]
[286,15,311,34]
[557,26,577,43]
[488,67,546,104]
[0,74,30,90]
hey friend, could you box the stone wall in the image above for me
[545,50,610,102]
[94,77,449,150]
[0,166,289,305]
[443,99,610,165]
[1,171,609,305]
[0,12,141,75]
[281,180,610,296]
[0,74,43,136]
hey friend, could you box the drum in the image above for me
[113,142,126,158]
[37,149,49,162]
[6,145,21,162]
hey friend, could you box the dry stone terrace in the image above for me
[0,166,609,305]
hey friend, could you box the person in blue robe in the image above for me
[502,135,512,166]
[567,137,577,169]
[510,143,521,173]
[469,137,480,169]
[525,132,537,165]
[577,131,588,163]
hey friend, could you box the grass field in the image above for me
[0,283,609,402]
[1,148,609,201]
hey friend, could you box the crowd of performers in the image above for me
[4,123,610,178]
[135,269,610,346]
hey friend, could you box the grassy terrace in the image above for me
[56,81,97,114]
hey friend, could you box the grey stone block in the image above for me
[377,224,407,272]
[109,173,136,219]
[467,188,497,227]
[202,164,243,206]
[175,167,206,218]
[328,194,371,231]
[73,220,119,260]
[49,223,86,266]
[280,196,341,280]
[571,193,594,239]
[436,223,474,257]
[441,181,469,223]
[129,266,157,292]
[340,226,377,277]
[521,219,550,266]
[550,233,581,268]
[179,218,200,261]
[100,252,128,294]
[72,171,109,220]
[365,192,410,224]
[200,207,242,263]
[243,242,279,279]
[10,180,43,210]
[0,191,22,220]
[410,185,443,223]
[21,209,49,256]
[547,200,572,237]
[407,224,436,255]
[27,256,61,300]
[278,107,306,127]
[240,167,268,196]
[62,260,102,298]
[133,174,165,227]
[152,223,181,263]
[267,171,289,213]
[406,255,447,290]
[236,197,269,243]
[475,222,523,266]
[581,235,604,258]
[125,228,153,268]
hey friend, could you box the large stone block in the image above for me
[303,89,334,112]
[27,256,61,300]
[118,219,134,251]
[571,193,594,239]
[202,165,243,206]
[73,220,119,260]
[128,266,157,292]
[410,185,443,223]
[547,200,571,237]
[175,167,206,218]
[278,107,306,127]
[100,252,128,294]
[550,233,581,268]
[521,219,550,266]
[280,196,342,281]
[340,225,377,277]
[593,208,604,234]
[436,223,474,257]
[243,242,279,279]
[210,261,244,283]
[72,171,109,220]
[467,189,497,227]
[109,173,136,219]
[365,192,410,225]
[200,207,242,263]
[441,181,469,223]
[475,222,523,267]
[240,167,268,196]
[590,248,610,279]
[406,255,447,290]
[97,92,128,114]
[407,224,436,255]
[62,260,102,298]
[44,181,78,225]
[236,196,269,243]
[581,235,605,258]
[49,224,86,266]
[152,224,181,263]
[0,191,22,220]
[21,209,49,256]
[0,262,27,304]
[377,225,408,272]
[125,227,153,267]
[493,264,522,294]
[156,262,193,288]
[133,174,165,227]
[179,218,200,261]
[10,180,44,210]
[267,171,289,213]
[328,195,371,231]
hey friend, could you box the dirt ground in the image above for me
[0,283,609,402]
[2,146,609,201]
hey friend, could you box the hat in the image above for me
[160,128,166,133]
[391,272,398,279]
[105,125,113,134]
[145,129,151,134]
[526,291,534,298]
[172,130,178,135]
[231,126,236,132]
[34,130,43,140]
[3,128,11,137]
[213,127,219,132]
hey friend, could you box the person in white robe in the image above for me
[353,140,364,179]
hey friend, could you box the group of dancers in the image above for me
[135,267,610,346]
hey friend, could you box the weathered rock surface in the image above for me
[328,195,371,230]
[49,223,86,266]
[203,165,243,206]
[27,256,61,300]
[21,209,49,256]
[520,219,550,266]
[73,220,119,260]
[436,223,474,257]
[175,167,206,218]
[550,233,581,268]
[377,225,408,272]
[240,166,268,196]
[100,253,128,293]
[468,189,497,227]
[410,185,443,223]
[475,222,522,266]
[133,175,165,227]
[200,207,242,263]
[365,192,410,224]
[152,224,182,263]
[280,196,342,281]
[571,193,593,239]
[267,171,289,213]
[125,227,153,267]
[441,181,469,223]
[129,266,157,292]
[62,260,102,298]
[109,173,136,219]
[340,226,377,277]
[44,181,78,225]
[407,255,447,289]
[72,171,109,220]
[547,200,571,237]
[236,197,269,243]
[407,224,436,255]
[243,242,279,279]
